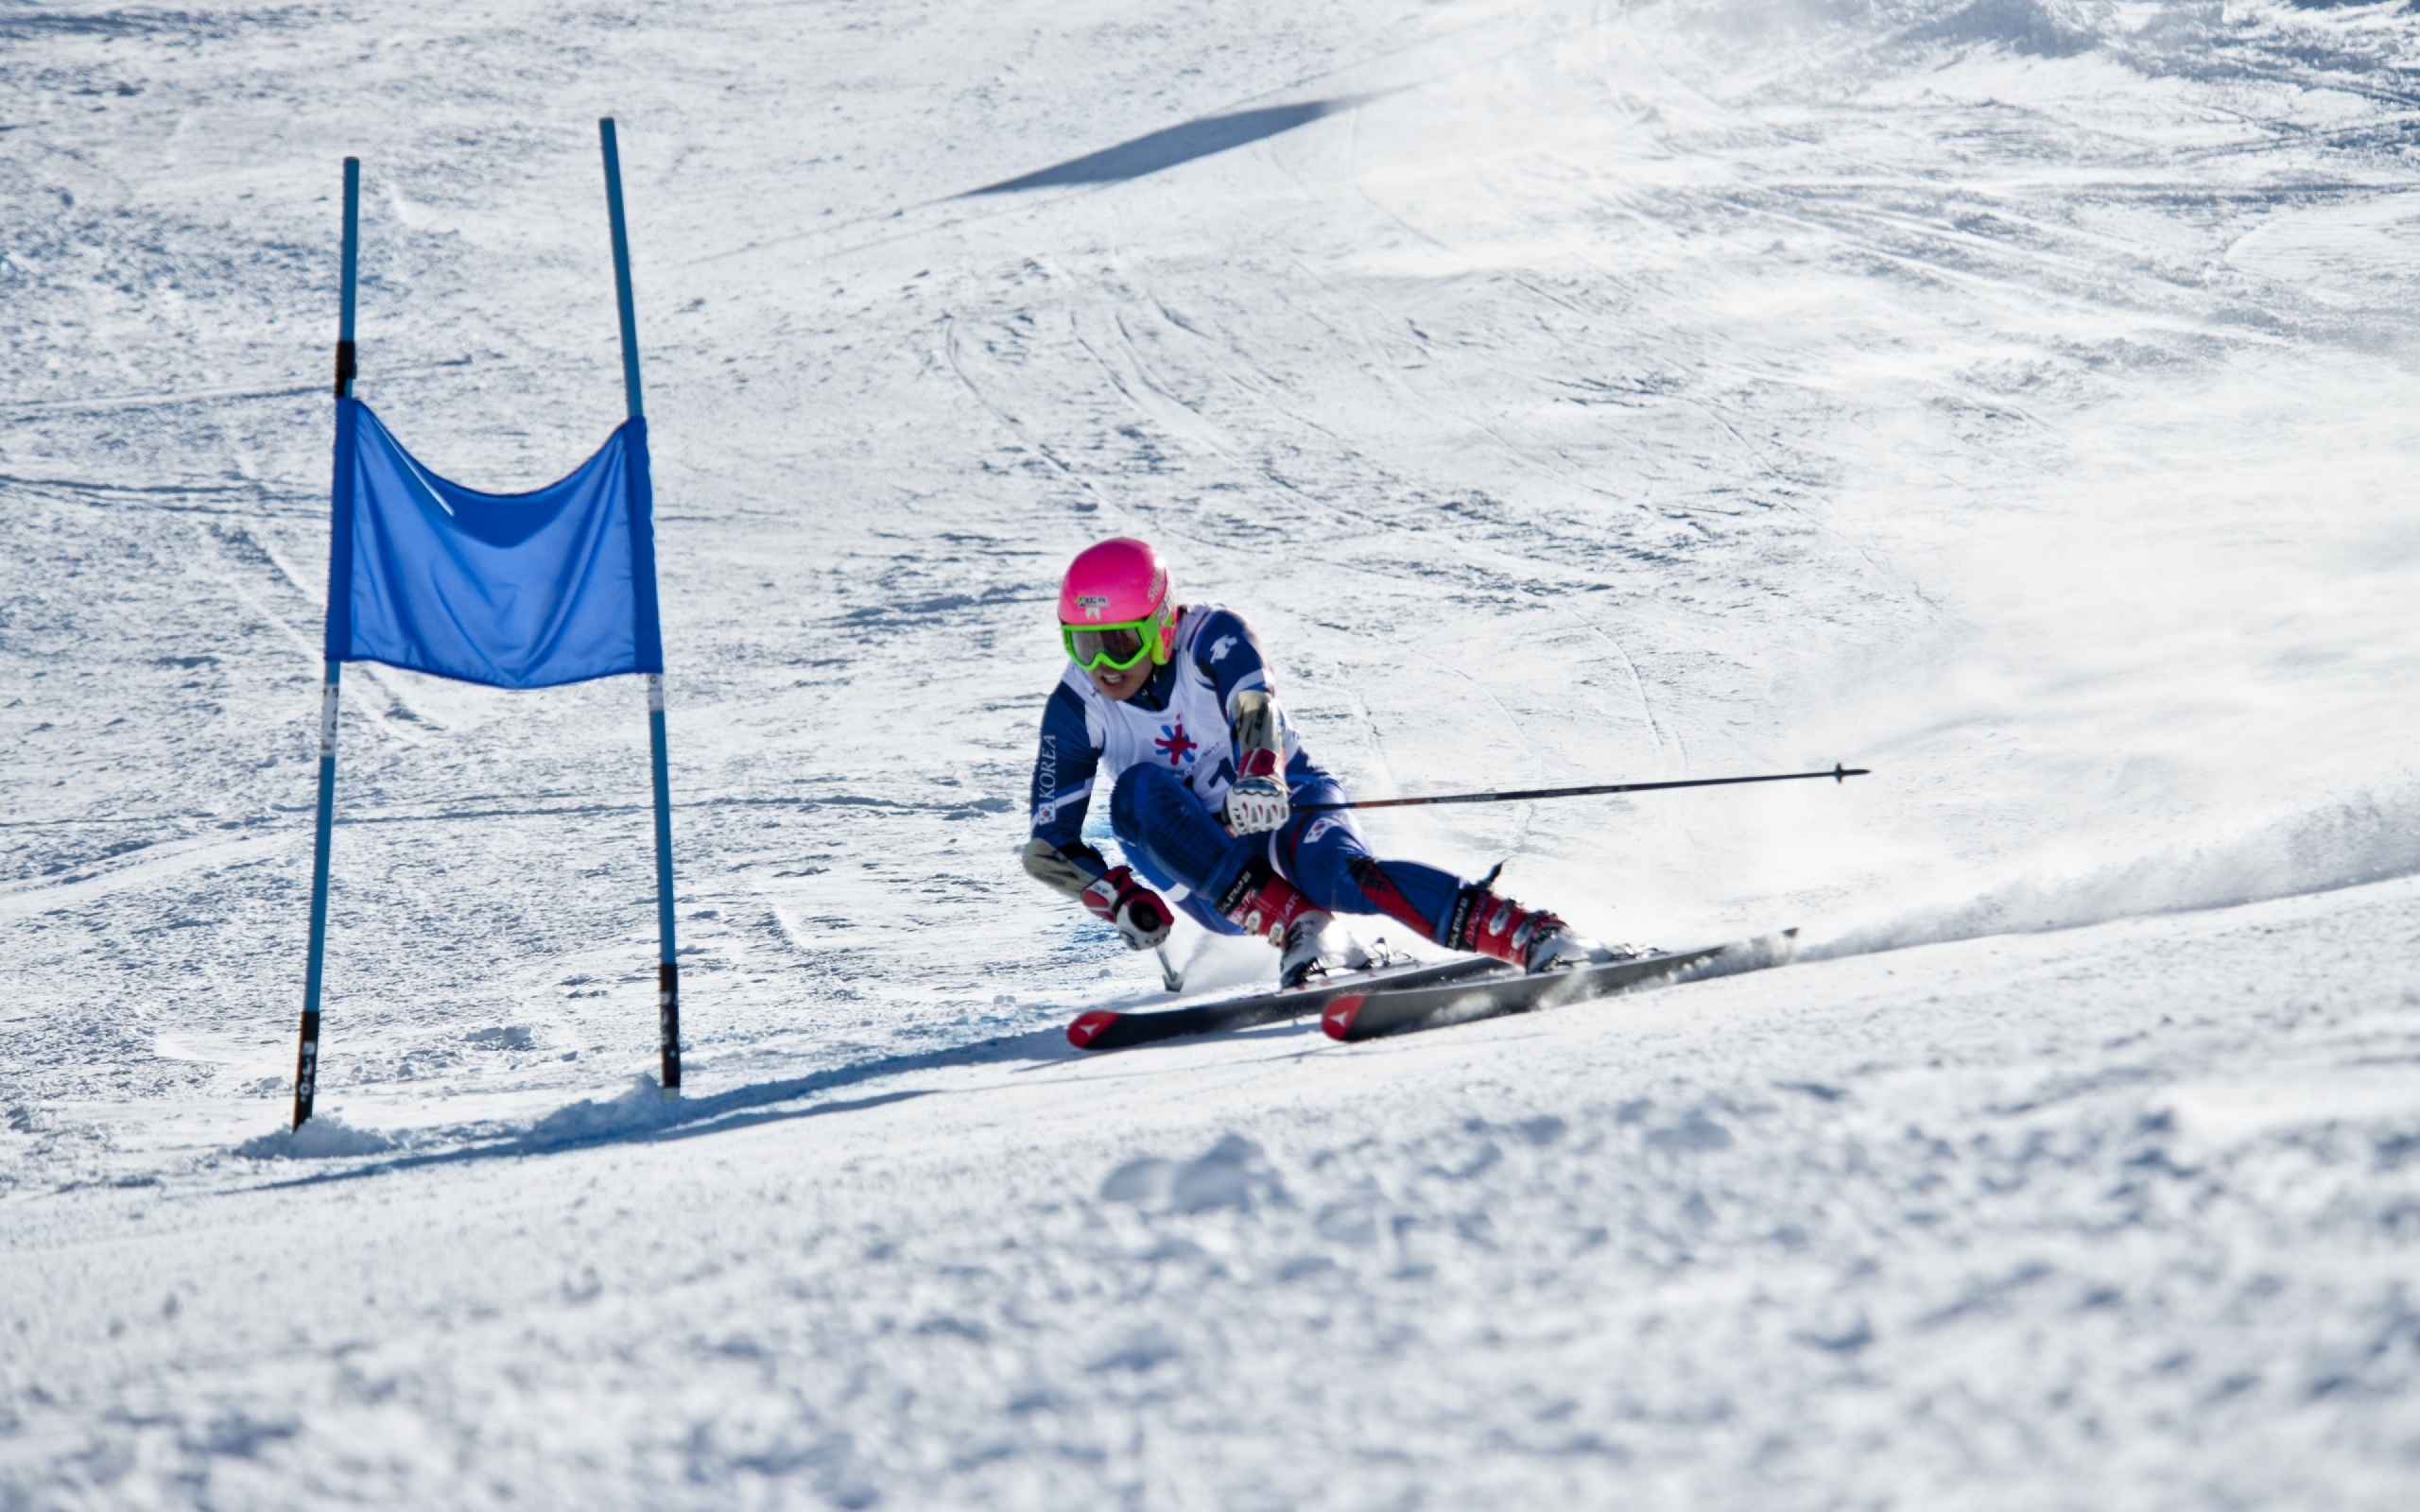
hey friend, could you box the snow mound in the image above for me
[1100,1133,1284,1213]
[233,1113,396,1160]
[527,1074,687,1145]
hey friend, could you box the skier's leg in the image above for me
[1271,800,1466,944]
[1111,764,1332,971]
[1110,764,1252,898]
[1272,782,1625,971]
[1111,765,1314,939]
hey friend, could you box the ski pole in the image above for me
[1295,763,1869,813]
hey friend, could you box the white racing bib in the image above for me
[1063,603,1302,819]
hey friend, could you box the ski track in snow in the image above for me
[4,0,2420,1505]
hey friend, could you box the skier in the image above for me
[1021,537,1627,988]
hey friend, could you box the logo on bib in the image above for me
[1154,721,1199,767]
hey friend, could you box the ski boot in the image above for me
[1277,914,1374,989]
[1219,861,1358,988]
[1452,886,1632,973]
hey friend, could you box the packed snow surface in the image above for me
[6,0,2420,1505]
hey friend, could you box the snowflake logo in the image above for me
[1154,721,1199,767]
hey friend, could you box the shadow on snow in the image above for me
[237,1024,1080,1189]
[968,97,1365,194]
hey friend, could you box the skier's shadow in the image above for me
[239,1026,1078,1191]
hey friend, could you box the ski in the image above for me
[1068,954,1513,1052]
[1321,930,1798,1042]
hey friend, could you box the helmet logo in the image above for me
[1074,593,1111,621]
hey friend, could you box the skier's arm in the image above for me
[1026,680,1101,867]
[1020,835,1172,951]
[1018,837,1109,898]
[1020,679,1171,950]
[1192,610,1290,834]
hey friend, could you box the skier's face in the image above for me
[1088,657,1150,701]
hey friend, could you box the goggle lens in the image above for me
[1064,622,1152,671]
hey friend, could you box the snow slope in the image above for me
[4,0,2419,1505]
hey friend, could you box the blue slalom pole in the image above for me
[600,119,646,424]
[294,157,360,1130]
[601,117,681,1096]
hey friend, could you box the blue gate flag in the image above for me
[325,398,664,689]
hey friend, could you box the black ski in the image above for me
[1068,954,1513,1052]
[1321,930,1797,1042]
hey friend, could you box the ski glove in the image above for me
[1224,776,1289,833]
[1223,745,1289,834]
[1224,691,1290,834]
[1080,866,1172,951]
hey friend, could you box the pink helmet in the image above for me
[1058,537,1177,666]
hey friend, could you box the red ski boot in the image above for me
[1219,862,1352,988]
[1450,887,1616,973]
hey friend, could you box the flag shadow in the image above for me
[968,96,1368,194]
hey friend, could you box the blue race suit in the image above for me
[1027,604,1476,942]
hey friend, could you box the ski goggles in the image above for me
[1063,618,1157,672]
